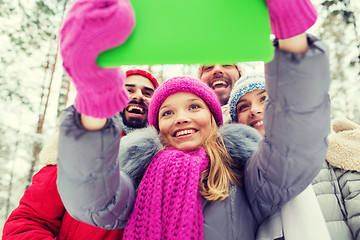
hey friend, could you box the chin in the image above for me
[125,116,147,129]
[259,128,265,137]
[174,143,201,152]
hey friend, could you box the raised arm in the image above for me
[56,0,137,229]
[278,33,308,54]
[245,0,331,223]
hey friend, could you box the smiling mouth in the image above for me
[174,129,196,137]
[250,120,263,128]
[127,105,145,115]
[211,80,228,89]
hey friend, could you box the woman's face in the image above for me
[158,92,212,151]
[236,89,267,136]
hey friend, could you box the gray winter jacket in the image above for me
[57,34,331,240]
[313,162,360,240]
[312,118,360,240]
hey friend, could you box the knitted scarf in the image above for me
[123,147,209,240]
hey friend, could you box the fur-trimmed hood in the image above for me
[326,118,360,172]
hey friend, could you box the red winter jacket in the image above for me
[2,165,124,239]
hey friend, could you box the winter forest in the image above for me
[0,0,359,231]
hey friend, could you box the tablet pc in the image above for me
[97,0,274,66]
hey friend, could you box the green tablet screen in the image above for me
[97,0,274,67]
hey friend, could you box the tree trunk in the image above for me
[26,0,71,188]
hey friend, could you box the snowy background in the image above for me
[0,0,359,233]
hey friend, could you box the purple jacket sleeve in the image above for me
[245,34,331,223]
[57,106,135,229]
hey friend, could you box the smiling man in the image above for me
[121,69,159,136]
[199,64,242,123]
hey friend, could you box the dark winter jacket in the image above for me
[57,34,331,240]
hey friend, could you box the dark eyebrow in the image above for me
[188,98,202,102]
[258,90,266,95]
[159,104,169,111]
[125,84,154,92]
[159,98,201,111]
[237,90,266,104]
[144,87,154,92]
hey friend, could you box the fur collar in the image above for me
[119,123,262,188]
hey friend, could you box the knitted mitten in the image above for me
[265,0,317,39]
[60,0,135,118]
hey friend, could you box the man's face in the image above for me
[122,75,155,128]
[200,64,240,106]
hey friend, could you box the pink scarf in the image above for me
[123,147,209,240]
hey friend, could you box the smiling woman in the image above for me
[228,73,266,136]
[157,92,212,151]
[147,77,239,205]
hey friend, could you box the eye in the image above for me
[143,91,153,97]
[161,110,173,117]
[126,88,134,93]
[260,95,266,102]
[203,66,213,72]
[189,104,200,110]
[237,104,250,112]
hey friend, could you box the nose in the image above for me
[175,111,191,125]
[249,104,263,117]
[212,64,224,76]
[131,89,144,101]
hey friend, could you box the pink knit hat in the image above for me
[126,69,159,88]
[148,76,223,129]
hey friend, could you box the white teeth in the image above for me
[128,106,144,113]
[175,129,195,137]
[212,80,227,88]
[253,120,263,127]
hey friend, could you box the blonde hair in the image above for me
[199,116,241,201]
[160,116,241,201]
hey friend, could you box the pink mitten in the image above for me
[266,0,317,39]
[60,0,135,118]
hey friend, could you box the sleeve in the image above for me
[2,166,63,239]
[57,106,135,230]
[336,169,360,240]
[245,34,331,223]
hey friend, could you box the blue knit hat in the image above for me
[228,73,266,122]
